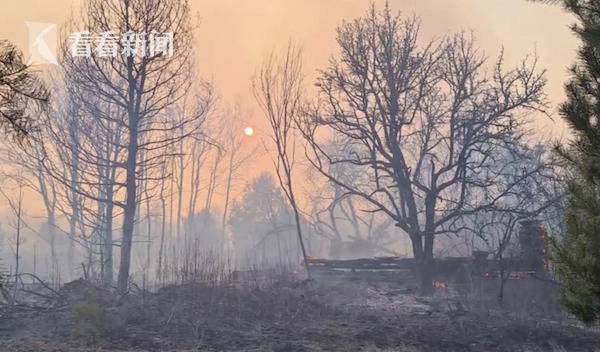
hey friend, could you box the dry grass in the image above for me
[2,253,600,352]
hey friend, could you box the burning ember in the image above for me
[433,280,446,289]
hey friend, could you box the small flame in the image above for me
[434,280,446,289]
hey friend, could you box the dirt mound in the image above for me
[60,279,118,305]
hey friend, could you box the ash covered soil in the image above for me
[1,279,599,352]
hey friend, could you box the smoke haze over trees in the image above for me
[0,1,599,350]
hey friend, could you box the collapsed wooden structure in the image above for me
[306,256,469,283]
[306,220,549,284]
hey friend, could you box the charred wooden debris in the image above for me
[306,220,551,286]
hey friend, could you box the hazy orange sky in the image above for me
[0,0,578,211]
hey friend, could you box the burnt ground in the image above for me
[0,279,599,352]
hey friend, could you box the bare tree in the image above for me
[253,43,310,275]
[54,0,211,292]
[218,104,258,257]
[177,90,214,236]
[0,139,60,281]
[470,145,561,303]
[0,39,48,293]
[185,138,210,222]
[40,82,118,284]
[299,5,547,294]
[0,181,25,301]
[307,146,397,257]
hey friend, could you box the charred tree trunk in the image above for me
[221,150,235,257]
[410,232,433,295]
[103,188,114,286]
[68,123,80,281]
[117,69,140,292]
[421,233,435,296]
[157,164,168,282]
[47,210,57,284]
[117,147,137,292]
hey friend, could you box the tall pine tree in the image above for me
[552,0,600,325]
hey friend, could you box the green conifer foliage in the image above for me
[552,0,600,325]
